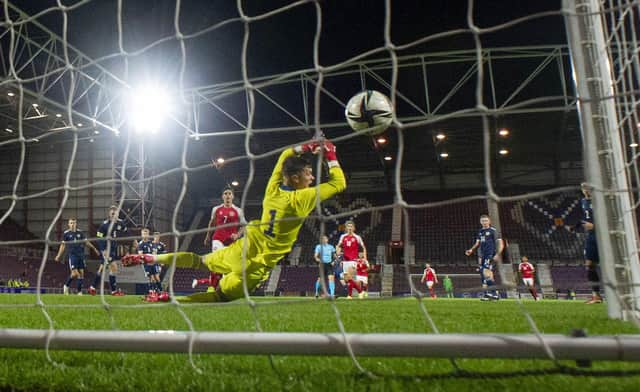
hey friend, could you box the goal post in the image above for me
[2,329,640,360]
[563,0,640,320]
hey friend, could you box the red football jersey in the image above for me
[424,268,435,281]
[338,233,364,261]
[210,204,244,245]
[519,262,534,279]
[356,259,368,277]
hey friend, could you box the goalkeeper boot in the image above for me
[63,285,69,295]
[121,253,155,267]
[358,291,365,299]
[191,279,198,289]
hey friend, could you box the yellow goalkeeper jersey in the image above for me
[246,147,346,267]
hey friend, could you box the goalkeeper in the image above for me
[122,139,346,302]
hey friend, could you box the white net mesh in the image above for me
[0,0,639,386]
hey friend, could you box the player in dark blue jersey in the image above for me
[580,183,602,304]
[135,227,161,298]
[54,218,100,295]
[152,231,169,288]
[465,214,504,301]
[89,205,128,296]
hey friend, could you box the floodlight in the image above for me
[630,143,638,148]
[499,149,509,155]
[383,156,393,161]
[377,137,387,144]
[436,133,446,140]
[498,128,510,136]
[231,180,239,186]
[129,84,171,132]
[440,152,449,158]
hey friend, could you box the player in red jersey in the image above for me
[354,252,370,298]
[336,220,366,288]
[193,188,245,291]
[420,263,438,298]
[336,220,367,261]
[518,256,538,301]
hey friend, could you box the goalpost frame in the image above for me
[563,0,640,320]
[1,329,640,360]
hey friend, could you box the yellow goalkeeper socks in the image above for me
[178,290,228,303]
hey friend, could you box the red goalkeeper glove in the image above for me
[323,141,339,168]
[293,141,320,154]
[121,253,155,267]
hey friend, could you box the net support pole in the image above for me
[563,0,640,320]
[1,329,640,360]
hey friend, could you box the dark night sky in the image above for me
[19,1,565,87]
[14,1,572,198]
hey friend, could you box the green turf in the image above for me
[0,295,639,391]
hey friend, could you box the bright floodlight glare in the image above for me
[7,92,14,97]
[436,133,446,140]
[32,103,38,107]
[216,157,225,164]
[231,180,240,186]
[499,149,509,155]
[498,128,510,136]
[377,137,387,144]
[77,123,83,127]
[55,113,62,118]
[130,85,171,133]
[4,128,13,133]
[440,152,449,158]
[384,156,393,161]
[630,143,639,148]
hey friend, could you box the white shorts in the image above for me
[426,281,434,289]
[341,261,356,275]
[522,278,534,287]
[356,275,368,285]
[211,240,225,252]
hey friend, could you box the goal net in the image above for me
[0,0,639,388]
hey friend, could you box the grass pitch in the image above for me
[0,295,639,391]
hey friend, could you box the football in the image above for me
[345,90,393,135]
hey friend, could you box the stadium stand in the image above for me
[499,193,583,262]
[0,247,68,290]
[550,265,592,295]
[0,215,39,242]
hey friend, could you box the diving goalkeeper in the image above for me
[121,140,346,302]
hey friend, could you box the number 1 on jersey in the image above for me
[264,209,277,237]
